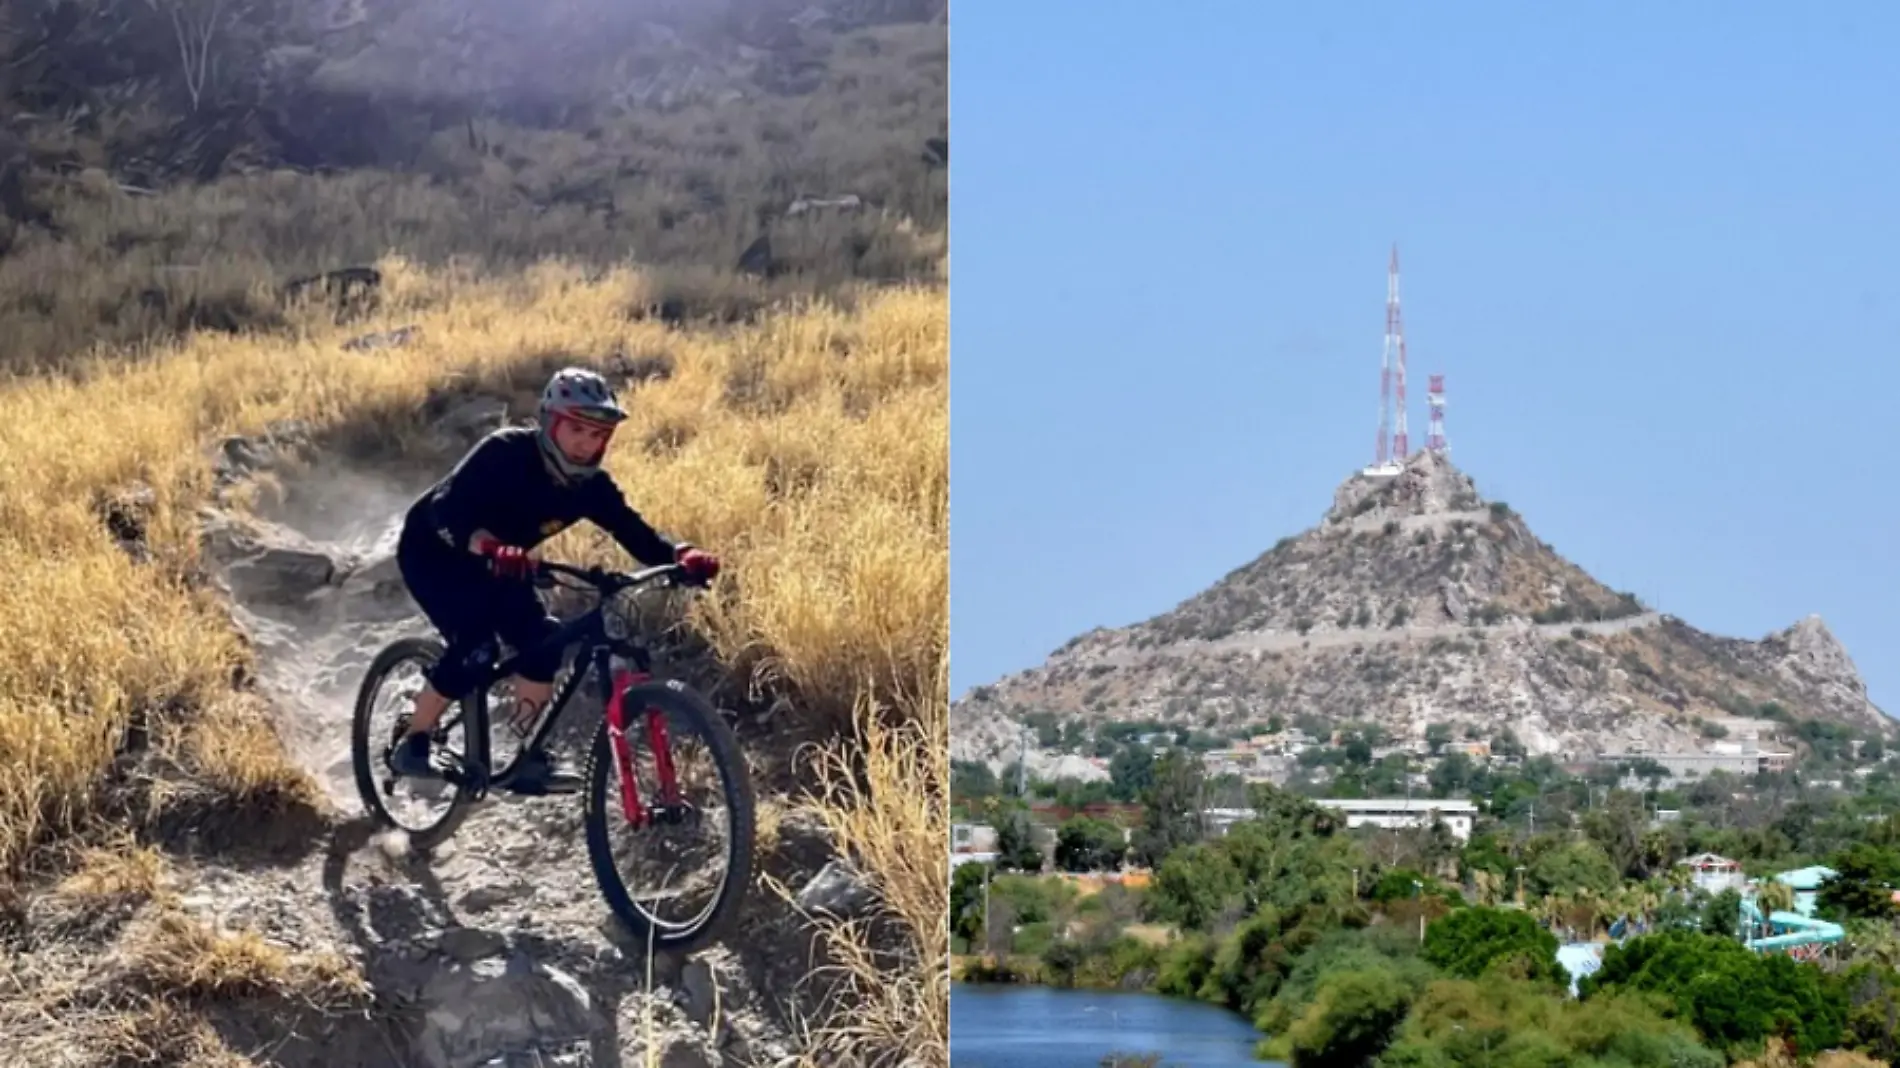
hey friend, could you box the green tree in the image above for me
[1042,938,1086,987]
[1581,789,1650,878]
[1490,729,1526,760]
[1055,816,1127,873]
[1527,839,1619,898]
[951,759,999,801]
[1700,888,1743,938]
[1420,906,1565,985]
[1147,843,1240,931]
[1255,926,1434,1043]
[1201,908,1301,1012]
[1424,723,1452,755]
[1426,751,1473,797]
[993,806,1045,873]
[1153,933,1217,1000]
[1582,929,1847,1056]
[1343,732,1374,766]
[1109,744,1156,801]
[950,862,988,945]
[1817,843,1900,921]
[1284,966,1413,1068]
[1390,976,1723,1068]
[1131,749,1204,867]
[1840,961,1900,1063]
[1457,832,1515,882]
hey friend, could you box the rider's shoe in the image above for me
[387,732,436,778]
[507,747,583,796]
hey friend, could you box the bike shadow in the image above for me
[318,815,697,1067]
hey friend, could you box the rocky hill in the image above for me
[953,451,1894,775]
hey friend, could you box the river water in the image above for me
[951,983,1277,1067]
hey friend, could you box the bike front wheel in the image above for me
[582,678,755,952]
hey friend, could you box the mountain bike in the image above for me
[349,559,754,951]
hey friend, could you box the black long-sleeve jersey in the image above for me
[404,426,679,564]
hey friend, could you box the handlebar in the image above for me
[532,559,710,595]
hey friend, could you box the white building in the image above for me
[1680,853,1747,895]
[1196,797,1482,842]
[1600,737,1793,779]
[1200,807,1258,837]
[1316,798,1478,842]
[952,822,997,855]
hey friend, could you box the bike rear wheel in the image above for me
[583,679,755,952]
[350,637,479,851]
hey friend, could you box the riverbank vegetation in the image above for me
[953,752,1900,1066]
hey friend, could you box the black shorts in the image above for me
[396,517,563,697]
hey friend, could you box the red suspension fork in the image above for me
[605,669,651,827]
[646,695,683,807]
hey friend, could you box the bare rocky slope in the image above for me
[2,0,947,181]
[953,451,1894,774]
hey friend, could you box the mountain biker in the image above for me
[387,366,720,794]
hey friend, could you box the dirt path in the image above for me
[196,426,858,1067]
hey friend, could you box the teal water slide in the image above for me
[1739,897,1844,953]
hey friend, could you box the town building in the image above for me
[1599,736,1793,779]
[1198,797,1479,842]
[1679,853,1746,895]
[1316,798,1478,842]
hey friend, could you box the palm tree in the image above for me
[1606,885,1641,935]
[1844,919,1900,969]
[1542,893,1573,941]
[1631,882,1663,932]
[1756,879,1796,917]
[1665,863,1695,895]
[1572,889,1607,940]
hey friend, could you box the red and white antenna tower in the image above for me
[1388,245,1409,463]
[1376,300,1392,468]
[1426,374,1447,454]
[1373,246,1410,469]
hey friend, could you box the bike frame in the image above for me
[446,563,686,829]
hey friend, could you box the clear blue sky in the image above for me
[949,1,1900,720]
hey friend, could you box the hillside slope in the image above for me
[1,2,946,1064]
[953,450,1891,774]
[0,0,947,370]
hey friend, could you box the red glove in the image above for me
[676,546,720,582]
[475,536,536,580]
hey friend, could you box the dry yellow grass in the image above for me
[0,257,947,1062]
[48,838,170,910]
[779,678,949,1064]
[120,908,369,1007]
[1737,1041,1885,1068]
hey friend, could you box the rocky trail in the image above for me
[171,406,871,1067]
